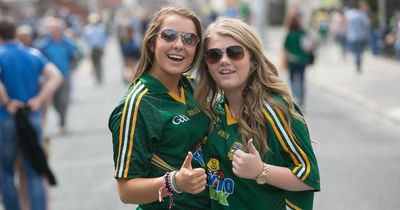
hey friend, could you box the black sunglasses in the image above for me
[157,28,199,47]
[205,45,245,64]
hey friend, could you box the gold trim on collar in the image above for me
[168,86,186,104]
[225,104,238,125]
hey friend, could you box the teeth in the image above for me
[220,69,234,74]
[168,55,184,60]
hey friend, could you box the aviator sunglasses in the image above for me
[205,45,245,64]
[157,28,199,47]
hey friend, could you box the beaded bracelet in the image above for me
[158,172,175,209]
[170,171,183,194]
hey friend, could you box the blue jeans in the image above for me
[288,62,307,107]
[0,114,46,210]
[348,40,366,72]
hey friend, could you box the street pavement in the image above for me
[2,27,399,210]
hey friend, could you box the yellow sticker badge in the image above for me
[207,157,220,172]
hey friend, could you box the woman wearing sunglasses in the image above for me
[108,6,210,209]
[195,18,320,209]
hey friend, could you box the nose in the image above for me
[172,34,184,50]
[219,51,231,64]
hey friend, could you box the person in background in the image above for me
[117,18,142,84]
[345,1,370,73]
[283,9,314,108]
[83,13,107,85]
[195,17,320,210]
[0,18,62,210]
[16,25,34,47]
[108,6,209,209]
[15,24,38,210]
[36,18,79,134]
[330,9,348,60]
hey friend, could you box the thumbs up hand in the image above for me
[232,139,264,179]
[175,152,207,194]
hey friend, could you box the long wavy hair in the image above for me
[132,6,203,82]
[195,18,304,155]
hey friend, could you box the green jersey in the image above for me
[109,73,210,210]
[203,95,320,210]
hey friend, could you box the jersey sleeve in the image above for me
[263,100,320,191]
[109,82,155,179]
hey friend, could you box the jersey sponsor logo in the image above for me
[187,107,200,116]
[217,130,230,139]
[207,158,234,206]
[172,114,190,125]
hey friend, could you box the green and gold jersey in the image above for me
[204,95,320,210]
[109,73,210,210]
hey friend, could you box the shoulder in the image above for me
[108,81,150,125]
[268,94,288,109]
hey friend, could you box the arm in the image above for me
[0,81,9,106]
[27,63,62,111]
[117,177,164,204]
[262,164,313,191]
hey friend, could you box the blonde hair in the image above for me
[195,17,303,155]
[132,6,202,82]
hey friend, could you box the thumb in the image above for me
[247,139,258,154]
[181,151,193,170]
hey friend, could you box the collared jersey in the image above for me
[108,73,210,210]
[203,95,320,210]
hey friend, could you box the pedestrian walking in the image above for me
[330,9,348,60]
[345,2,370,73]
[83,13,107,85]
[0,18,62,210]
[108,6,209,209]
[117,18,142,84]
[195,17,320,210]
[36,18,79,134]
[283,9,316,108]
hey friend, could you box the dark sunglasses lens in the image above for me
[206,49,223,64]
[161,29,178,42]
[226,46,245,60]
[183,33,198,46]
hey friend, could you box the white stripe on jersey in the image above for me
[264,102,306,178]
[118,84,145,177]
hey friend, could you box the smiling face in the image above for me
[149,14,197,82]
[206,34,252,94]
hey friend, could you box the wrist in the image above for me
[255,163,270,185]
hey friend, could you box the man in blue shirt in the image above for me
[36,18,78,133]
[0,18,62,210]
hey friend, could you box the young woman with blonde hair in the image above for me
[195,17,320,209]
